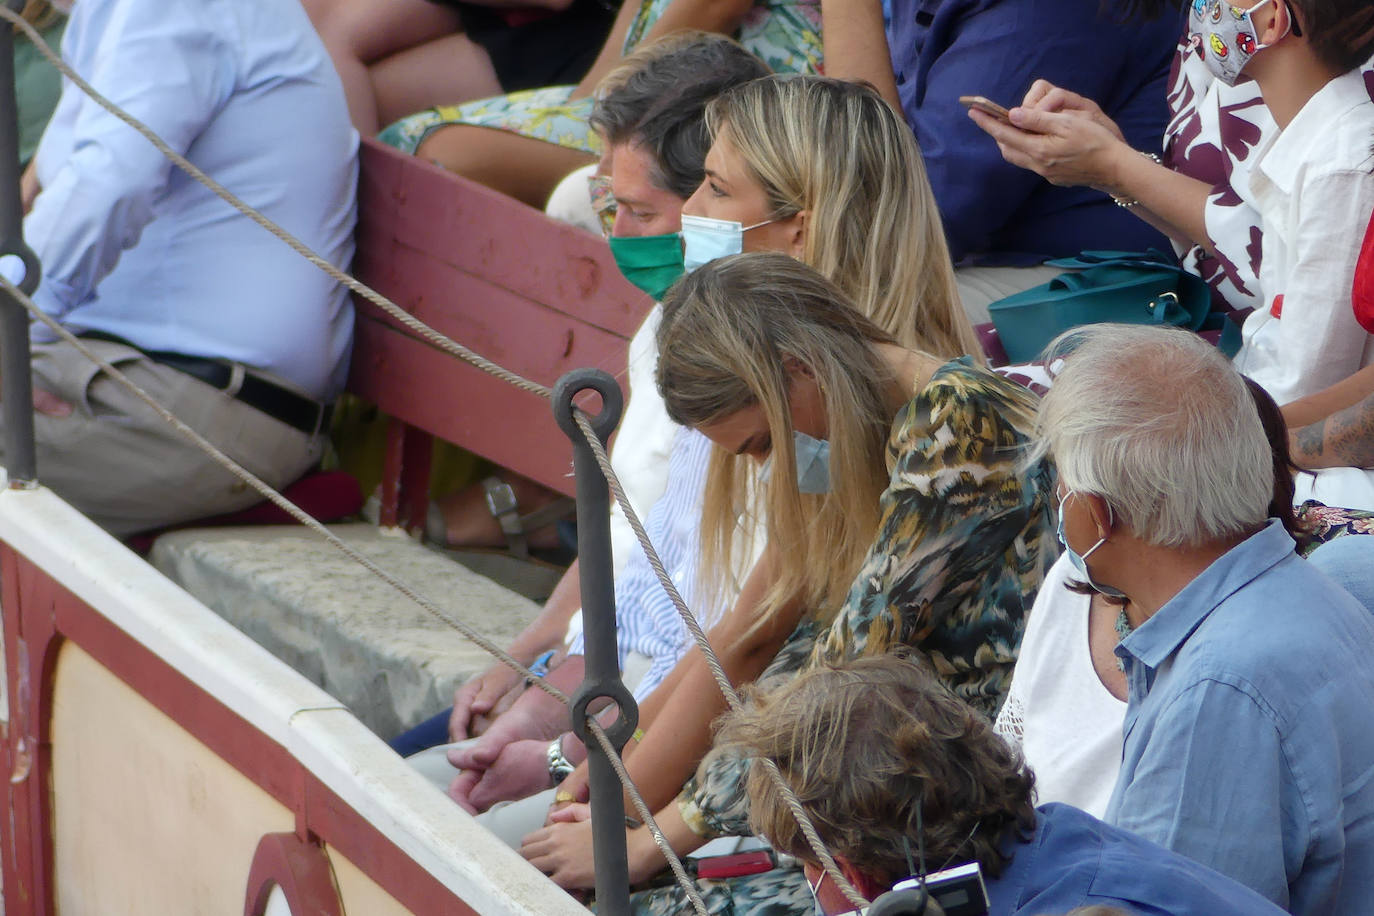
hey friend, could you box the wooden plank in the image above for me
[355,139,648,341]
[347,139,647,508]
[351,240,632,388]
[349,316,586,498]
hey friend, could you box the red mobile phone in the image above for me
[959,95,1012,123]
[693,850,776,879]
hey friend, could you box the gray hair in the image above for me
[1033,324,1271,547]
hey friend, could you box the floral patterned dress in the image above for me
[625,357,1056,915]
[377,0,822,157]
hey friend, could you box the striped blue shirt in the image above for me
[569,427,715,701]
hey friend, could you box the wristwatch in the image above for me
[547,736,575,785]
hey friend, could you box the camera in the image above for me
[890,862,989,916]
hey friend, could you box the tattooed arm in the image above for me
[1284,365,1374,469]
[1291,394,1374,470]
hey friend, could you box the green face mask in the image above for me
[609,232,685,301]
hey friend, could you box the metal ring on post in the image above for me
[551,367,623,448]
[552,367,634,916]
[0,242,40,295]
[569,678,639,749]
[554,368,637,751]
[0,6,41,485]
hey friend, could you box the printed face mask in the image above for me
[759,431,832,494]
[1188,0,1288,86]
[587,173,616,238]
[1056,491,1128,599]
[680,213,774,273]
[608,232,685,301]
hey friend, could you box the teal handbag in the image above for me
[987,250,1236,364]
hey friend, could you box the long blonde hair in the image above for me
[705,75,980,359]
[658,253,902,625]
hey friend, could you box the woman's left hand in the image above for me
[520,804,599,889]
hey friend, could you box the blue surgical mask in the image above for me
[680,213,774,273]
[1056,491,1128,599]
[760,431,832,494]
[793,431,831,494]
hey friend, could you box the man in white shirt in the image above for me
[17,0,357,535]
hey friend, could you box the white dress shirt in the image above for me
[26,0,358,400]
[1234,71,1374,510]
[1235,70,1374,406]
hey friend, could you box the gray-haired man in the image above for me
[1038,323,1374,915]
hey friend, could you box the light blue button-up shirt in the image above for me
[25,0,358,400]
[1105,519,1374,915]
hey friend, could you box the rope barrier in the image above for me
[0,273,706,916]
[0,6,869,910]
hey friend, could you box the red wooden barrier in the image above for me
[349,139,648,530]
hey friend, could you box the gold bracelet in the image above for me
[631,728,646,744]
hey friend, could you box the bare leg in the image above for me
[303,0,462,135]
[437,473,566,549]
[415,125,597,208]
[372,32,504,128]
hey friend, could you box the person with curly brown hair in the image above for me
[718,653,1285,916]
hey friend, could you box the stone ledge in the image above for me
[150,524,541,740]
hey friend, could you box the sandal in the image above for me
[425,476,577,564]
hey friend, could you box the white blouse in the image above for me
[995,554,1127,819]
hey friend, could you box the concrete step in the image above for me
[150,524,541,741]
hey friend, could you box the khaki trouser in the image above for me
[20,338,322,536]
[955,263,1064,326]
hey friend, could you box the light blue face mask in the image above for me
[680,213,774,273]
[760,431,832,494]
[1056,491,1127,599]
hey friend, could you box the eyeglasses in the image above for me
[586,173,616,238]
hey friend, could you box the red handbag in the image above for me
[1354,210,1374,334]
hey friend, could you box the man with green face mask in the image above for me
[596,34,770,298]
[393,35,776,835]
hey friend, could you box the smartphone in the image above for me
[959,95,1011,123]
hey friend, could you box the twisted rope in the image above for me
[2,7,867,909]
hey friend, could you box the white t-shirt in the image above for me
[995,554,1127,819]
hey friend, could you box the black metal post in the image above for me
[553,368,637,916]
[0,0,41,485]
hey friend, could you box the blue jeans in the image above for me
[389,708,452,757]
[1308,535,1374,616]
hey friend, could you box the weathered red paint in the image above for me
[349,138,646,501]
[243,832,344,916]
[0,543,481,915]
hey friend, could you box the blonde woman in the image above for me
[680,74,981,360]
[453,76,989,825]
[520,255,1055,912]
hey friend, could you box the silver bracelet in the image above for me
[1110,151,1164,209]
[547,735,575,785]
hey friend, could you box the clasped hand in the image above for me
[967,79,1131,192]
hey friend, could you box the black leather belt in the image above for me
[79,332,330,436]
